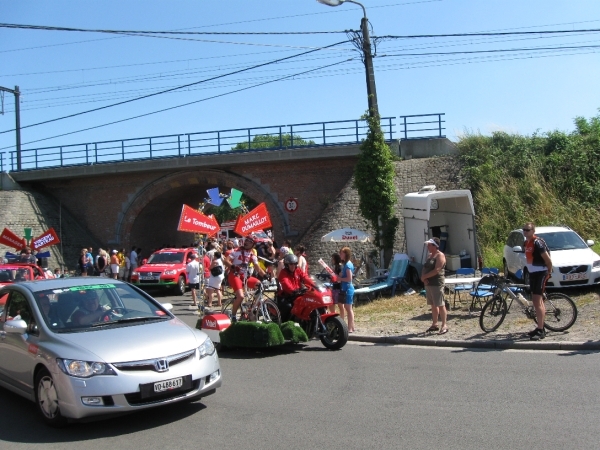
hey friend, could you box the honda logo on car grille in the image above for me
[155,359,169,372]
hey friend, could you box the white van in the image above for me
[402,187,479,284]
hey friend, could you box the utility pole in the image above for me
[360,15,379,117]
[0,85,22,171]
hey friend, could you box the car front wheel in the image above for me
[35,368,67,427]
[503,259,511,279]
[175,275,186,296]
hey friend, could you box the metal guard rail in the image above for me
[1,114,445,172]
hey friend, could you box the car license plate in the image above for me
[140,275,159,281]
[563,273,587,281]
[154,377,183,393]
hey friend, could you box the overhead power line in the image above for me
[0,22,351,35]
[375,28,600,39]
[0,40,349,135]
[0,58,355,150]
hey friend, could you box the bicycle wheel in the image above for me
[543,293,577,332]
[479,295,508,333]
[255,299,281,326]
[221,299,248,321]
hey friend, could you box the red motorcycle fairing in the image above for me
[319,312,340,322]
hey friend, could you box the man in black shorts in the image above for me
[523,222,553,340]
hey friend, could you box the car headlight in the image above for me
[164,269,178,275]
[131,270,139,276]
[593,260,600,269]
[196,338,216,359]
[57,359,116,378]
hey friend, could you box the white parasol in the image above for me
[320,228,372,243]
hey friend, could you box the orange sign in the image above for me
[32,228,61,250]
[234,203,272,237]
[0,228,26,250]
[177,205,220,236]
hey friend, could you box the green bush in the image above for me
[280,321,308,343]
[457,110,600,269]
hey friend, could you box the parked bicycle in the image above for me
[479,274,578,333]
[221,280,281,325]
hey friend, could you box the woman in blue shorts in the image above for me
[338,246,355,333]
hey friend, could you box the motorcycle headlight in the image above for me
[164,269,178,275]
[57,359,116,378]
[196,338,216,359]
[593,260,600,269]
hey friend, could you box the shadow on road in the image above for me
[0,388,207,443]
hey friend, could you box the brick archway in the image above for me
[117,169,287,246]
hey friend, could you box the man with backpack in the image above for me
[523,222,553,341]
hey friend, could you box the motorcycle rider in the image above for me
[278,254,315,295]
[223,235,266,321]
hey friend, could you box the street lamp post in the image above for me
[317,0,379,117]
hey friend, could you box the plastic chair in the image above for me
[469,272,499,314]
[449,267,476,309]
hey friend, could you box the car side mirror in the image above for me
[4,319,28,335]
[586,240,595,247]
[512,246,524,253]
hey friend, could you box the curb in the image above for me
[348,334,600,351]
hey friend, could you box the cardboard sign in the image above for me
[32,228,61,250]
[177,205,220,236]
[234,202,272,237]
[0,228,26,250]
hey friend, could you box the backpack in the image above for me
[210,265,223,277]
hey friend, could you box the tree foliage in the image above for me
[231,133,315,151]
[354,114,398,260]
[457,109,600,267]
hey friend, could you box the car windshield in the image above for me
[537,231,588,251]
[146,252,185,264]
[34,283,171,333]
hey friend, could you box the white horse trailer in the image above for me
[402,188,478,284]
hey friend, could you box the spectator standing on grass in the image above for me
[329,252,343,314]
[421,238,448,335]
[338,247,355,333]
[186,253,201,308]
[522,222,553,341]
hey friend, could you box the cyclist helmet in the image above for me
[243,235,256,246]
[284,254,298,267]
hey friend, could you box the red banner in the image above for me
[0,228,26,250]
[32,228,61,250]
[177,205,220,236]
[234,202,272,237]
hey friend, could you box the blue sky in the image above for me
[1,0,599,159]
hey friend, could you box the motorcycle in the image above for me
[276,276,348,350]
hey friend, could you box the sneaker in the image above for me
[528,328,541,337]
[230,316,237,324]
[530,329,546,341]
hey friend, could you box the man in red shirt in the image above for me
[277,254,314,297]
[523,222,553,340]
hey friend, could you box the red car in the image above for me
[130,248,198,295]
[0,263,51,288]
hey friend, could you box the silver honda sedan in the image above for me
[0,278,221,426]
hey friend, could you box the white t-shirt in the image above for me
[228,248,259,277]
[186,260,201,284]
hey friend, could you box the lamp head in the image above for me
[317,0,345,6]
